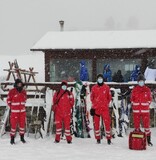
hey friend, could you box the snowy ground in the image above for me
[0,129,156,160]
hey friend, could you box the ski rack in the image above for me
[26,91,43,138]
[0,86,10,137]
[26,89,54,139]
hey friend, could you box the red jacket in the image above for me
[131,85,152,113]
[7,88,27,113]
[53,89,74,116]
[90,84,112,112]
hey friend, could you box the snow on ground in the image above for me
[0,129,156,160]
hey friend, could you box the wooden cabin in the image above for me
[31,30,156,82]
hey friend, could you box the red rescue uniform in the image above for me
[90,83,112,140]
[131,85,152,136]
[53,89,74,142]
[7,88,27,137]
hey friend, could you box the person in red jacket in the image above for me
[7,79,27,144]
[131,74,153,146]
[90,74,112,144]
[53,81,74,144]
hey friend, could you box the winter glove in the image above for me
[90,108,95,116]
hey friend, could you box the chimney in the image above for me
[59,20,64,31]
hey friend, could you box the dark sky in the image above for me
[0,0,156,55]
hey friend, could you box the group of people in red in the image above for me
[7,73,153,146]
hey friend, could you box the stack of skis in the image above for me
[71,81,91,138]
[111,88,131,138]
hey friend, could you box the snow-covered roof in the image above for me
[31,30,156,50]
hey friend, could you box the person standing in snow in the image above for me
[80,60,89,81]
[103,64,112,82]
[90,74,112,144]
[7,79,27,144]
[130,64,141,81]
[131,74,153,146]
[144,59,156,81]
[52,81,74,144]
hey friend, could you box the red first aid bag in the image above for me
[129,130,147,150]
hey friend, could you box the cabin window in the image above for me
[50,59,92,82]
[97,59,141,82]
[147,57,156,68]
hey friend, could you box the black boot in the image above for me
[107,139,112,145]
[97,139,101,144]
[147,136,153,146]
[20,135,26,143]
[10,136,15,145]
[67,141,72,144]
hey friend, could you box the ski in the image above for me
[0,106,10,137]
[74,82,91,138]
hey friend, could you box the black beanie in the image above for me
[61,80,68,86]
[14,79,23,87]
[97,74,104,80]
[137,74,145,81]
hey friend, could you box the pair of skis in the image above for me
[74,82,91,138]
[111,88,131,138]
[117,90,131,137]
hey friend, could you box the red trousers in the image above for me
[93,111,111,140]
[55,114,72,142]
[133,112,151,136]
[10,112,26,137]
